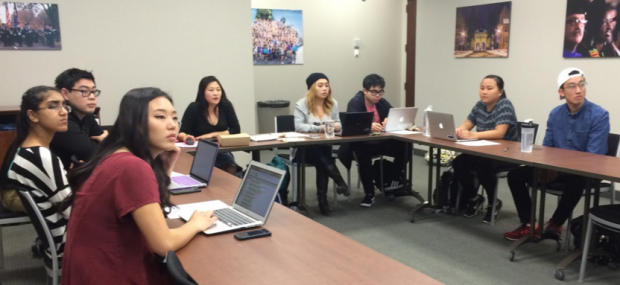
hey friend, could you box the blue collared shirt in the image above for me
[543,99,610,155]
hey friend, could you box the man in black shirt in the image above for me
[338,74,408,207]
[50,68,107,169]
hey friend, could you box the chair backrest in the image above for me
[606,133,620,157]
[517,122,540,144]
[275,115,295,133]
[15,188,58,263]
[163,251,198,285]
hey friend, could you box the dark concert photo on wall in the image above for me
[454,2,511,58]
[563,0,619,58]
[0,2,61,50]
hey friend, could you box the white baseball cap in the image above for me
[557,68,585,89]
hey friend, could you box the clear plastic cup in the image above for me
[521,125,535,153]
[324,120,335,139]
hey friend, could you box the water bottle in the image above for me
[520,121,535,153]
[423,105,433,137]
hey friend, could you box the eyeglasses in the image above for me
[71,89,101,97]
[368,90,385,96]
[566,19,588,26]
[565,81,587,91]
[38,102,71,113]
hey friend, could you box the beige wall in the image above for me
[0,0,255,163]
[252,0,407,119]
[416,0,617,140]
[0,0,255,133]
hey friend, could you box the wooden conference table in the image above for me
[168,152,443,285]
[188,132,620,278]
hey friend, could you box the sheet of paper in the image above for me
[456,140,500,146]
[272,132,309,138]
[165,201,214,220]
[387,130,422,135]
[279,138,306,142]
[251,134,279,142]
[171,171,184,177]
[175,141,198,148]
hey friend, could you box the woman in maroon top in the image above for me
[61,88,218,284]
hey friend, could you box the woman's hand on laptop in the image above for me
[371,123,383,133]
[456,129,477,140]
[189,210,218,232]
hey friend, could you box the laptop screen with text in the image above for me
[234,165,282,217]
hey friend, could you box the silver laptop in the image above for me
[180,160,285,235]
[427,111,477,142]
[169,139,219,190]
[384,107,418,132]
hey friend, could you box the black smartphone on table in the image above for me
[234,229,272,240]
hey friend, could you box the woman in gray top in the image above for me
[294,73,350,215]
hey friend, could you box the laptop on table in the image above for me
[426,111,478,142]
[336,112,374,136]
[169,139,219,190]
[384,107,419,132]
[179,160,286,235]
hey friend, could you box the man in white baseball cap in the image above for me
[504,67,609,242]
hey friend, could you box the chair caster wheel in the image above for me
[509,251,515,262]
[555,269,565,281]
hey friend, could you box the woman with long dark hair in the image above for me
[0,86,72,263]
[178,76,240,175]
[61,88,217,284]
[450,75,519,223]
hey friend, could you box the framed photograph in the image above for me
[0,2,61,50]
[563,0,619,58]
[454,2,511,58]
[252,8,303,65]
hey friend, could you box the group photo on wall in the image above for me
[0,2,61,50]
[252,8,304,65]
[564,0,620,58]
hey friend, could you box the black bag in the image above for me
[372,159,403,191]
[571,215,620,264]
[432,168,467,211]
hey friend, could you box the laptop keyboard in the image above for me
[171,176,202,187]
[214,208,256,227]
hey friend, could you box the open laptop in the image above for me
[336,112,374,136]
[427,111,478,142]
[169,139,219,190]
[179,160,285,235]
[384,107,418,132]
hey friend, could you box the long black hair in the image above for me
[65,87,174,215]
[0,86,59,186]
[483,75,507,98]
[195,76,231,119]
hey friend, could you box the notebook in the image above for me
[169,139,219,190]
[179,160,285,235]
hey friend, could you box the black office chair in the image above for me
[161,251,198,285]
[578,204,620,282]
[16,187,61,285]
[456,122,540,226]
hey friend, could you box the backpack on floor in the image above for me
[372,159,403,191]
[432,168,467,211]
[571,215,620,265]
[266,156,291,205]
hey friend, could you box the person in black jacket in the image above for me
[50,68,107,170]
[338,74,408,207]
[178,76,240,175]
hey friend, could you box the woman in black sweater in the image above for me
[178,76,240,174]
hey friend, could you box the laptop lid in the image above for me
[188,139,220,184]
[385,107,418,132]
[427,111,458,142]
[339,112,373,136]
[230,161,285,223]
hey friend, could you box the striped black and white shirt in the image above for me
[7,146,71,257]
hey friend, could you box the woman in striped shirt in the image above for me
[0,86,72,260]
